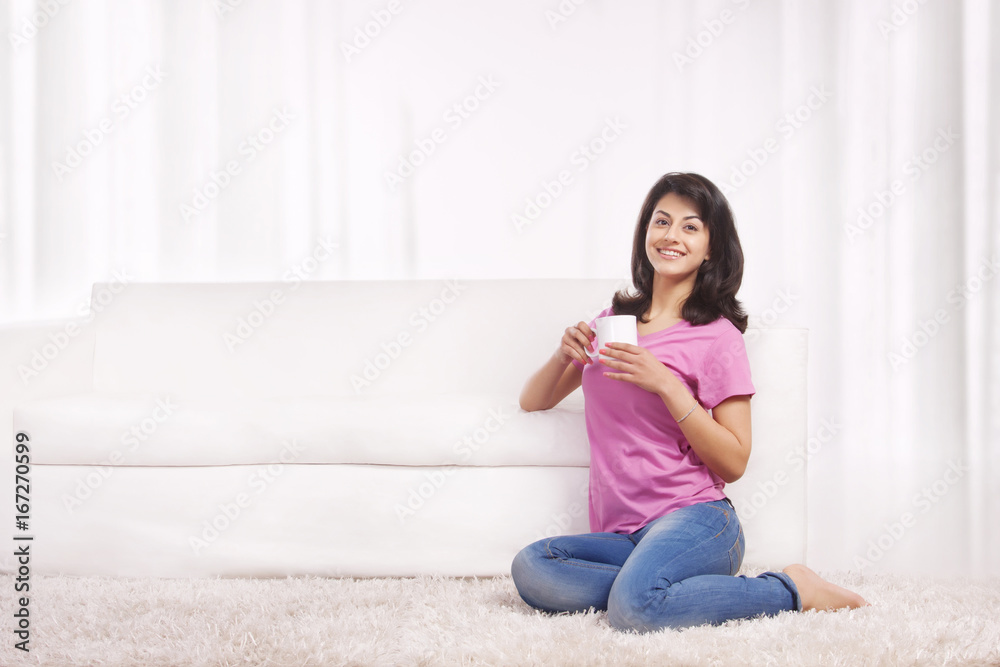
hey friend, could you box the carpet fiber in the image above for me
[2,567,998,666]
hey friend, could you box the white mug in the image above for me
[586,315,638,362]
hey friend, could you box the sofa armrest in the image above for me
[0,318,95,571]
[0,316,96,409]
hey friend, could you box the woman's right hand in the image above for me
[555,321,597,366]
[521,320,594,411]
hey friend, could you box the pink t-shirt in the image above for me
[571,306,755,534]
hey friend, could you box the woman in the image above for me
[511,172,866,633]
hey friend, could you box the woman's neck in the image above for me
[646,274,696,321]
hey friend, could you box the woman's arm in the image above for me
[519,353,583,412]
[519,320,595,412]
[597,341,752,483]
[659,384,751,484]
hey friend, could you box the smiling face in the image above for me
[644,192,711,282]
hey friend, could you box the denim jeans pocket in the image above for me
[728,523,745,574]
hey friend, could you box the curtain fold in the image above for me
[960,0,999,576]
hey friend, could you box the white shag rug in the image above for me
[2,567,999,666]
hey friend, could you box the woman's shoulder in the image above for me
[682,317,748,366]
[689,315,742,340]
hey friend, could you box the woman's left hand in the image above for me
[598,342,677,396]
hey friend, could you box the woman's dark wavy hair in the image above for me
[611,172,748,333]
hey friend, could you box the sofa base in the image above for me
[29,463,591,578]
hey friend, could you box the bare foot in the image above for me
[782,564,869,612]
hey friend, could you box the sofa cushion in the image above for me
[87,280,624,400]
[16,391,589,468]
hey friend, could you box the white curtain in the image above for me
[1,0,997,575]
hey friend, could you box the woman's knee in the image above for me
[607,595,693,633]
[511,539,545,579]
[510,540,548,606]
[606,578,695,633]
[606,583,659,633]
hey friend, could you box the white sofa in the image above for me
[1,279,807,577]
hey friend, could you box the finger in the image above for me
[598,355,625,369]
[562,327,589,359]
[573,324,596,353]
[577,322,596,348]
[562,342,590,366]
[562,336,592,365]
[605,342,640,355]
[599,345,631,360]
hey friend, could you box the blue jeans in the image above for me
[511,498,802,633]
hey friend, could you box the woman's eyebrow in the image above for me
[654,209,702,221]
